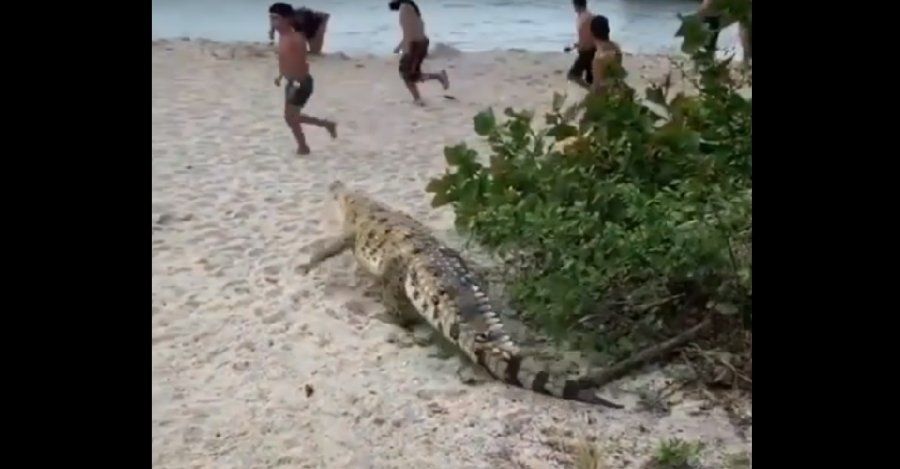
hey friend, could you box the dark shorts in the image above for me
[567,48,596,84]
[399,38,430,82]
[285,75,314,108]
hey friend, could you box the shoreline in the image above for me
[151,36,702,61]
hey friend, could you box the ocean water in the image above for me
[152,0,741,55]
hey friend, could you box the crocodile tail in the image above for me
[474,347,623,408]
[406,247,622,408]
[420,248,623,408]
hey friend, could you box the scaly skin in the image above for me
[300,181,623,408]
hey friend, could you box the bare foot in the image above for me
[325,121,338,139]
[297,145,311,155]
[413,99,426,107]
[439,70,450,90]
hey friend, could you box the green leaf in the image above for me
[426,176,456,208]
[489,154,512,178]
[459,178,484,205]
[675,14,712,55]
[424,176,450,194]
[444,144,478,168]
[503,107,533,121]
[430,191,454,208]
[547,124,578,141]
[473,108,497,136]
[653,123,701,154]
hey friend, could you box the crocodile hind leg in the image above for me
[425,328,461,359]
[422,327,489,384]
[297,233,354,274]
[456,362,493,385]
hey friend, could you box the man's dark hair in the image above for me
[590,15,610,41]
[389,0,421,17]
[573,0,587,10]
[269,3,294,18]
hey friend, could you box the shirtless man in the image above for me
[588,15,624,97]
[697,0,751,64]
[269,3,337,155]
[566,0,596,90]
[268,5,330,55]
[389,0,449,106]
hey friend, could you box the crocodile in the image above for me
[299,181,623,408]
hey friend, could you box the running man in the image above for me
[566,0,596,90]
[268,4,331,55]
[389,0,449,106]
[588,15,624,97]
[269,3,337,155]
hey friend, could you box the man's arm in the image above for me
[274,57,283,85]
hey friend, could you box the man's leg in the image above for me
[566,55,583,82]
[403,79,423,104]
[419,70,449,90]
[567,52,591,90]
[416,39,448,90]
[584,51,594,85]
[284,103,311,155]
[404,71,448,105]
[298,113,337,139]
[286,79,337,153]
[399,50,425,104]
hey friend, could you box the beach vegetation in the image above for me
[426,5,751,388]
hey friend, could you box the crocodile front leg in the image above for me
[297,233,354,274]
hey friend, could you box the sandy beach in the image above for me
[152,39,751,468]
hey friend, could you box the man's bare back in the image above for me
[575,10,594,50]
[399,3,427,47]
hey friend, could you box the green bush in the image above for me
[426,12,751,364]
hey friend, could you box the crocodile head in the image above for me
[328,180,365,228]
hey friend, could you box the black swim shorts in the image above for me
[285,75,314,108]
[567,48,596,84]
[399,38,430,82]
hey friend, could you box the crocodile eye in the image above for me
[474,332,490,343]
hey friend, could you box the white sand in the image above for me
[152,40,751,468]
